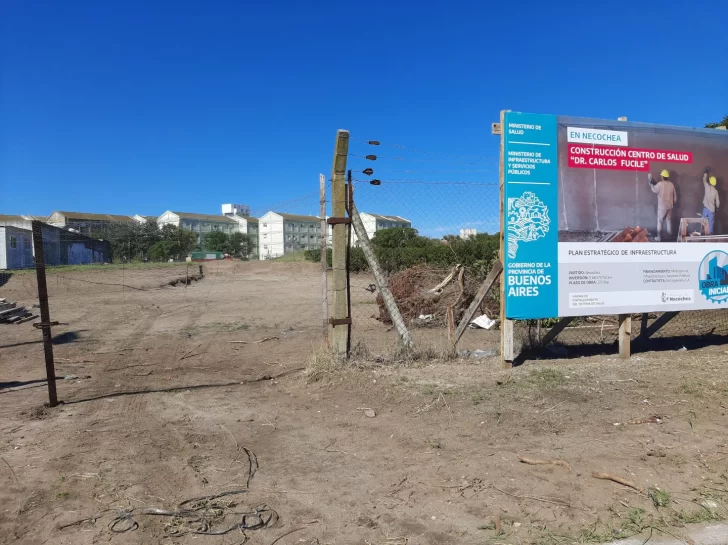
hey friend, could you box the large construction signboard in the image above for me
[503,112,728,320]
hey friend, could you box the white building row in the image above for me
[1,206,410,264]
[257,211,411,260]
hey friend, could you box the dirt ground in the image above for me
[1,260,728,545]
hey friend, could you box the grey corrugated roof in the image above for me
[53,211,134,222]
[276,212,320,222]
[172,212,237,223]
[367,213,411,223]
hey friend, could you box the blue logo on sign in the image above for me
[698,250,728,304]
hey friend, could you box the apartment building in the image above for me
[258,212,321,259]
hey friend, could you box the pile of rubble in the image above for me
[0,299,38,324]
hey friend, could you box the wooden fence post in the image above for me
[498,110,514,367]
[330,130,350,355]
[451,260,503,353]
[618,314,631,359]
[31,221,58,407]
[320,173,329,345]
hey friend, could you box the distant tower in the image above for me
[222,203,250,217]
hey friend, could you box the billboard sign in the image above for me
[503,112,728,319]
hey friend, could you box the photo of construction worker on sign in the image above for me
[702,167,720,235]
[556,119,728,244]
[648,170,677,241]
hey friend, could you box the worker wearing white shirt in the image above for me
[702,167,720,235]
[648,170,677,241]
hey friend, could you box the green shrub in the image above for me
[303,247,368,272]
[303,228,500,279]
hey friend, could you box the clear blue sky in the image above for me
[1,0,726,233]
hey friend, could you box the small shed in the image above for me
[0,226,34,270]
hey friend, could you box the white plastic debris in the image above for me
[469,315,496,330]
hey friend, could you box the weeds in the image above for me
[682,380,705,397]
[306,348,345,383]
[527,368,568,387]
[577,524,616,543]
[648,487,671,509]
[672,506,723,525]
[471,390,486,405]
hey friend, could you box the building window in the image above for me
[264,244,268,249]
[9,236,17,249]
[263,223,268,227]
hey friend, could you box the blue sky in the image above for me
[1,0,726,235]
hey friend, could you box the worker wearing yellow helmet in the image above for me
[702,167,720,235]
[648,169,677,241]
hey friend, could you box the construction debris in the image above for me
[469,314,496,330]
[427,264,462,294]
[377,265,495,326]
[0,299,38,325]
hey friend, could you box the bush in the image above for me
[373,229,498,276]
[303,247,368,272]
[304,228,499,278]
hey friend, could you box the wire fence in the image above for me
[331,136,728,360]
[342,179,501,356]
[3,134,728,369]
[0,224,249,409]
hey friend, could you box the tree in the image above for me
[92,222,162,262]
[203,231,229,252]
[371,227,426,249]
[705,115,728,129]
[226,232,254,259]
[149,240,177,261]
[157,224,197,260]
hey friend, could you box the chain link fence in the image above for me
[324,140,728,360]
[343,179,501,357]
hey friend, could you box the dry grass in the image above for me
[306,347,347,383]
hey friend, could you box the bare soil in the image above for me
[1,261,727,545]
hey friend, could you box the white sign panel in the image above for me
[567,126,629,147]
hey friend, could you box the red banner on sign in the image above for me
[567,144,692,171]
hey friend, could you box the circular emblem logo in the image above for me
[698,250,728,304]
